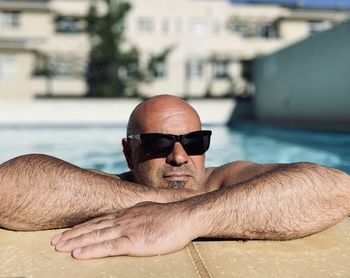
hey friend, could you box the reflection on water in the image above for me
[0,125,349,174]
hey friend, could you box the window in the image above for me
[232,23,251,37]
[55,17,84,33]
[175,19,183,33]
[231,21,278,38]
[126,61,139,77]
[118,60,140,79]
[50,57,77,77]
[148,59,166,79]
[147,55,166,79]
[212,20,221,34]
[186,58,204,79]
[260,24,277,38]
[161,19,170,33]
[1,11,21,29]
[136,17,154,32]
[190,19,206,35]
[0,55,18,80]
[309,21,332,35]
[213,59,230,79]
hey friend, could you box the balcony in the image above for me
[0,0,50,12]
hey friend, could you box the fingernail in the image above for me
[51,234,62,245]
[55,240,67,251]
[73,247,82,256]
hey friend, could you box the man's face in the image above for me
[123,104,207,190]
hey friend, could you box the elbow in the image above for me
[287,162,350,184]
[297,162,350,216]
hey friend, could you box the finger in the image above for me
[55,225,122,252]
[51,218,117,246]
[72,237,131,260]
[51,218,107,245]
[51,229,71,245]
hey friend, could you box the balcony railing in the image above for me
[0,0,50,11]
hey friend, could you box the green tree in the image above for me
[147,46,173,81]
[32,51,53,97]
[85,0,143,97]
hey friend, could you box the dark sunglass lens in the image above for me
[183,131,211,155]
[142,134,174,156]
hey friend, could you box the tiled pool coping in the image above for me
[1,218,350,277]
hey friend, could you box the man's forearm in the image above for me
[49,162,350,259]
[187,162,350,240]
[0,154,193,231]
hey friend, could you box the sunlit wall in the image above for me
[253,19,350,126]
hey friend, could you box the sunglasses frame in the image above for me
[127,130,212,157]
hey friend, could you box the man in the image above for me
[0,95,349,260]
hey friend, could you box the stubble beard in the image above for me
[167,180,186,189]
[160,164,196,189]
[134,163,204,190]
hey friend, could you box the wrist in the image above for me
[181,190,241,239]
[179,195,215,239]
[169,201,204,241]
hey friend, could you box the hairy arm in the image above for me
[191,162,350,240]
[51,162,350,259]
[0,154,197,231]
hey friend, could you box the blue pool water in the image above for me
[0,124,349,174]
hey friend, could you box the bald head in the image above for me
[127,95,201,135]
[123,95,207,190]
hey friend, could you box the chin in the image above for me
[166,180,186,189]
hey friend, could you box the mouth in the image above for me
[163,174,191,181]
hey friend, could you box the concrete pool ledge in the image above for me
[1,218,350,277]
[0,99,236,126]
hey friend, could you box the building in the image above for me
[0,0,349,99]
[252,19,350,130]
[0,0,91,100]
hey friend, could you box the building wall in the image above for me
[0,0,349,99]
[0,50,34,99]
[0,0,94,99]
[50,0,99,17]
[253,20,350,125]
[0,8,53,39]
[0,98,235,126]
[126,0,290,97]
[278,20,309,42]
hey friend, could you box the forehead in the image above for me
[132,102,201,135]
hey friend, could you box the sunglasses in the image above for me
[127,130,212,157]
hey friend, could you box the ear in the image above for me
[122,138,134,170]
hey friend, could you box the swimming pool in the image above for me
[0,124,349,174]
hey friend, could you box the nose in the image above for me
[166,142,189,166]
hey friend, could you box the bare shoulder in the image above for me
[205,161,280,189]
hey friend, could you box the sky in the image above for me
[230,0,350,9]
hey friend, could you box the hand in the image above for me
[51,202,198,259]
